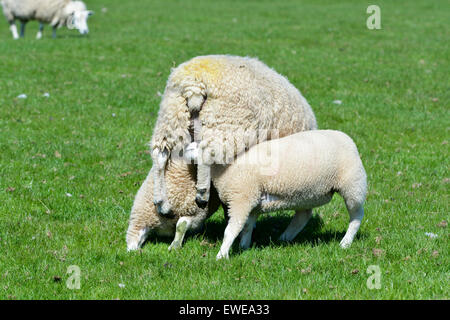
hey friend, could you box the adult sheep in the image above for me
[151,55,317,216]
[1,0,93,39]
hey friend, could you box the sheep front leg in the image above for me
[217,204,252,260]
[9,21,19,39]
[36,23,44,39]
[19,21,26,38]
[168,217,192,251]
[151,148,172,216]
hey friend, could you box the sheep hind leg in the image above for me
[279,209,312,242]
[9,21,19,39]
[195,163,211,208]
[195,137,217,208]
[185,141,212,208]
[340,205,364,249]
[239,213,257,249]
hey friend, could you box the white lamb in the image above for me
[150,55,317,217]
[174,130,367,259]
[1,0,93,39]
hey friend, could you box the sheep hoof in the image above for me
[168,241,181,251]
[278,233,292,242]
[216,252,229,260]
[127,242,139,251]
[340,240,351,249]
[195,188,209,208]
[195,195,208,209]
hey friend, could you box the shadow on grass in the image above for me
[53,34,91,39]
[202,212,368,249]
[141,210,367,250]
[141,235,173,247]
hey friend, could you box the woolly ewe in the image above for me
[150,55,317,217]
[1,0,93,39]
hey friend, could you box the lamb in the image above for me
[173,130,367,259]
[150,55,317,217]
[126,159,223,251]
[1,0,93,39]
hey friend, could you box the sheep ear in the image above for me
[88,10,94,16]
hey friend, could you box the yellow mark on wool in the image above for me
[178,57,224,84]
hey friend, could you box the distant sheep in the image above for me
[151,55,317,216]
[1,0,93,39]
[126,160,222,251]
[176,130,367,259]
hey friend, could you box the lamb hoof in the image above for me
[340,240,351,249]
[216,252,229,260]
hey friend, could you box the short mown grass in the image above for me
[0,0,448,299]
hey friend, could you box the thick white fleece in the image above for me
[1,0,90,38]
[205,130,367,259]
[150,55,317,214]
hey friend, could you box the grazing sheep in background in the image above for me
[126,160,223,251]
[174,130,367,260]
[1,0,93,39]
[151,55,317,216]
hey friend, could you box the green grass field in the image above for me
[0,0,448,299]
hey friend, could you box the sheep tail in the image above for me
[181,82,207,113]
[181,81,207,143]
